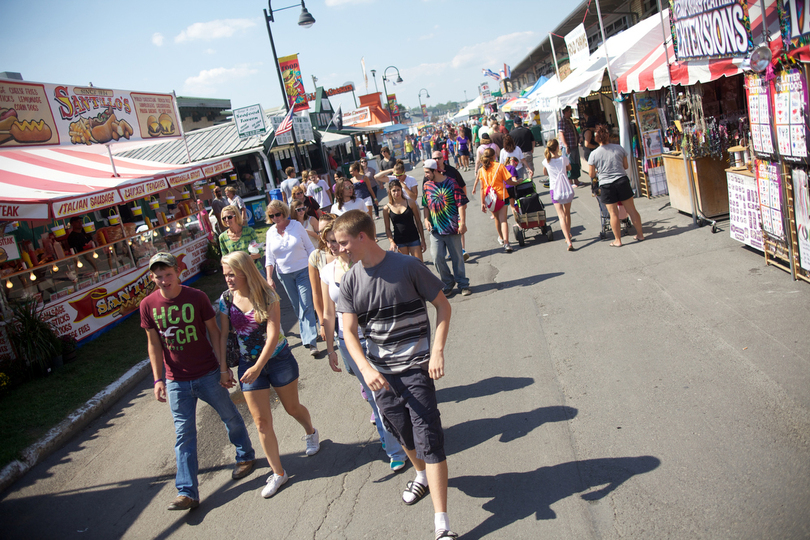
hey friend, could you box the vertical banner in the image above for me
[387,94,400,122]
[755,160,786,242]
[278,54,309,113]
[791,167,810,271]
[745,72,777,160]
[421,104,427,120]
[669,0,753,61]
[773,66,810,164]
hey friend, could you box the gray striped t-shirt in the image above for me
[337,252,443,374]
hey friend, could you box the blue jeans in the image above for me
[277,267,318,347]
[166,369,255,500]
[430,232,468,290]
[339,337,407,462]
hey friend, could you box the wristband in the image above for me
[154,378,164,385]
[220,371,228,374]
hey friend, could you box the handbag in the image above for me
[222,291,240,368]
[482,164,506,213]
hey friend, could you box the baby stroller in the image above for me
[592,180,632,239]
[511,180,554,246]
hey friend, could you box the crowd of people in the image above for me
[140,106,645,540]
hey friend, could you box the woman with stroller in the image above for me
[477,147,521,253]
[587,124,644,247]
[318,222,408,473]
[219,251,320,499]
[542,139,576,251]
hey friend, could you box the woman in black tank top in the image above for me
[383,179,426,261]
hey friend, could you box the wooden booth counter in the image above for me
[662,152,730,217]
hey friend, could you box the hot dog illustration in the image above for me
[10,119,52,143]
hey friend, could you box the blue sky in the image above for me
[1,0,569,115]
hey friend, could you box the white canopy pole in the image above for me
[105,144,119,178]
[594,0,618,102]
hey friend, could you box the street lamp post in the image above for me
[370,70,379,93]
[263,0,316,172]
[381,66,403,123]
[418,88,430,121]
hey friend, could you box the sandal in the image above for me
[435,530,459,539]
[402,480,430,505]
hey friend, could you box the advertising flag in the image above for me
[278,54,309,112]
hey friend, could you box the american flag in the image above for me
[482,68,501,82]
[501,64,512,79]
[276,106,295,135]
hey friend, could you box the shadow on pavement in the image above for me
[450,455,661,539]
[437,376,535,403]
[473,272,564,293]
[444,406,577,455]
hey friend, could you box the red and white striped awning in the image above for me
[0,148,233,221]
[617,0,781,94]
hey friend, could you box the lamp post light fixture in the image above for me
[418,88,430,120]
[370,69,379,93]
[263,0,315,170]
[381,66,403,122]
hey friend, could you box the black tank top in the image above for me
[389,204,420,244]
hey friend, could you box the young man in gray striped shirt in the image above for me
[335,210,458,540]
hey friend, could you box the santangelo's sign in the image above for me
[37,237,209,343]
[670,0,753,61]
[0,80,183,151]
[305,84,354,102]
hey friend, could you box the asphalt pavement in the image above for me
[1,161,808,539]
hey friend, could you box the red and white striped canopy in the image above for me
[617,0,781,94]
[0,148,233,221]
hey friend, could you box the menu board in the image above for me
[727,170,764,252]
[0,80,181,151]
[746,73,776,160]
[773,67,810,164]
[755,160,786,241]
[791,168,810,271]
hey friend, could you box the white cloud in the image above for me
[326,0,374,5]
[451,31,537,69]
[205,48,216,54]
[175,19,256,43]
[183,66,259,95]
[418,33,434,41]
[152,33,164,46]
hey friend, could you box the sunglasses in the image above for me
[360,159,367,162]
[269,212,284,218]
[296,207,307,213]
[222,215,235,221]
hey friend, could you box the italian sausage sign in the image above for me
[0,80,182,151]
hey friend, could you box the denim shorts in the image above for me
[238,343,299,392]
[375,367,446,464]
[398,239,422,248]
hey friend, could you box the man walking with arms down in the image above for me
[141,252,256,511]
[422,159,470,297]
[334,210,459,540]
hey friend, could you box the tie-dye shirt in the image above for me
[422,175,468,236]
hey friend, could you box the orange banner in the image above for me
[278,54,309,113]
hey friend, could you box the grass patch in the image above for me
[0,269,229,470]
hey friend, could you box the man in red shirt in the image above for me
[141,252,256,511]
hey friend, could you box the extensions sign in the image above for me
[670,0,753,61]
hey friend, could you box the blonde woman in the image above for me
[307,213,336,342]
[383,179,425,260]
[218,205,264,276]
[542,139,576,251]
[264,200,319,355]
[477,147,520,253]
[319,223,408,472]
[218,251,319,499]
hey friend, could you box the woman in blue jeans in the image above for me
[220,251,320,499]
[319,222,408,472]
[264,200,319,356]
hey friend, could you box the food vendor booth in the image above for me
[0,78,235,351]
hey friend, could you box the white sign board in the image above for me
[233,104,267,139]
[293,115,314,141]
[0,235,20,262]
[565,23,590,72]
[270,115,294,146]
[480,83,494,104]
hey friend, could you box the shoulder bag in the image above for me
[222,290,241,368]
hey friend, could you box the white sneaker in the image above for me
[261,471,289,498]
[304,428,320,456]
[497,238,504,246]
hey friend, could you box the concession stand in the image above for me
[0,78,234,352]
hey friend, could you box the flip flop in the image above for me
[634,236,645,241]
[402,480,429,505]
[567,244,575,251]
[609,242,622,247]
